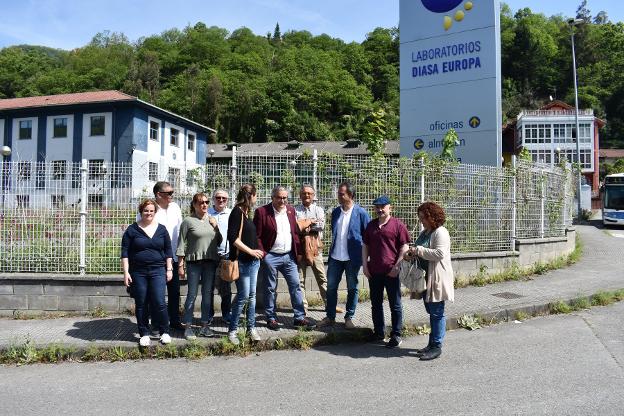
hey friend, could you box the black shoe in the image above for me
[372,332,386,342]
[415,344,432,356]
[386,335,403,349]
[170,322,185,331]
[419,347,442,361]
[293,318,316,330]
[267,319,280,331]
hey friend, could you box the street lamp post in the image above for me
[568,18,584,219]
[1,145,11,211]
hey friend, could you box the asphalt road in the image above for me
[2,302,623,416]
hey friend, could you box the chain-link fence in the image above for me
[0,151,575,274]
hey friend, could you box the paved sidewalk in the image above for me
[1,223,622,349]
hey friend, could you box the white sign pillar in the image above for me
[400,0,502,166]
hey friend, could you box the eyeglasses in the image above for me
[158,191,174,196]
[215,196,228,201]
[199,200,209,205]
[273,196,288,200]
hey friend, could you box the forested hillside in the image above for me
[0,2,622,147]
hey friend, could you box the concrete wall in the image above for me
[0,228,576,315]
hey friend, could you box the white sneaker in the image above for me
[160,333,172,344]
[139,335,151,347]
[344,318,356,330]
[248,328,261,342]
[228,330,240,345]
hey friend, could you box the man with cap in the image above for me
[362,195,410,348]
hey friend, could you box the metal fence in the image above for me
[0,151,574,274]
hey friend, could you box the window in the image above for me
[90,116,105,136]
[580,123,591,144]
[553,124,566,143]
[52,160,67,180]
[149,121,160,141]
[149,162,158,181]
[53,117,68,138]
[88,159,106,179]
[523,124,538,144]
[170,128,179,147]
[19,120,32,140]
[16,195,29,208]
[167,167,180,189]
[51,195,65,208]
[18,161,31,181]
[187,133,195,151]
[88,194,103,208]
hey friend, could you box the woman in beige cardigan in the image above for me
[404,202,454,361]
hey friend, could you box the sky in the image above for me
[0,0,622,50]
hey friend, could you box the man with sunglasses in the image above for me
[147,181,184,331]
[254,186,315,330]
[207,189,232,324]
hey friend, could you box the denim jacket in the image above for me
[328,203,370,268]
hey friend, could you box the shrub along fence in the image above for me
[0,150,574,274]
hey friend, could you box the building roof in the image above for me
[599,148,624,159]
[0,90,216,133]
[207,140,400,159]
[0,90,135,110]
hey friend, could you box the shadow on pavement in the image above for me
[317,338,429,360]
[65,318,137,342]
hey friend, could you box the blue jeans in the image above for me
[132,267,169,337]
[144,261,180,327]
[424,300,446,347]
[369,274,403,337]
[326,257,361,320]
[208,269,232,323]
[263,252,305,321]
[229,259,260,331]
[183,260,217,325]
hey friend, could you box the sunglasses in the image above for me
[198,200,209,205]
[273,196,288,200]
[215,196,228,201]
[158,191,174,196]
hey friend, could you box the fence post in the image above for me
[79,159,88,275]
[312,148,318,193]
[511,155,517,251]
[230,146,237,208]
[540,169,545,238]
[419,158,425,232]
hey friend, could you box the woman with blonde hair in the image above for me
[177,193,222,339]
[404,201,454,361]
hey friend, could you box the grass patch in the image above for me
[549,300,572,314]
[456,234,583,290]
[89,305,109,318]
[591,291,615,306]
[457,314,482,330]
[513,311,529,321]
[288,330,315,350]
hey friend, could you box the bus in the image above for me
[603,172,624,226]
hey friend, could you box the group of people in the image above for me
[121,180,454,361]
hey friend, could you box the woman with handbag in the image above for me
[177,193,222,339]
[404,201,454,361]
[227,184,264,345]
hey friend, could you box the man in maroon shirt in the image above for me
[362,195,410,348]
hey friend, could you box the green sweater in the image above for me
[176,215,223,261]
